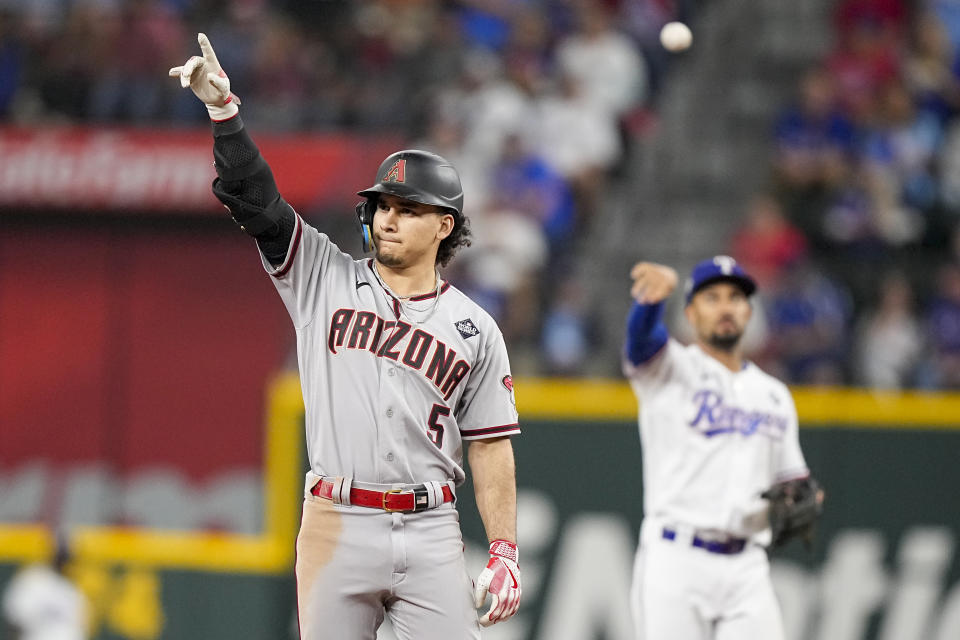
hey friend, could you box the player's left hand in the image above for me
[473,539,521,627]
[168,33,240,121]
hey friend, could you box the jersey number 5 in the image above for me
[427,404,449,449]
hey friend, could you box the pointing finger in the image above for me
[197,33,222,70]
[168,66,183,77]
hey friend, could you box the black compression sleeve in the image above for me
[211,115,295,266]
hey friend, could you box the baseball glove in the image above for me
[762,475,823,549]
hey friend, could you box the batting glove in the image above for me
[473,539,521,627]
[168,33,239,121]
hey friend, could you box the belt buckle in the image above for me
[412,486,430,512]
[382,488,405,512]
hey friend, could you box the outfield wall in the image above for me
[2,378,959,640]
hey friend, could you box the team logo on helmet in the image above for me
[382,159,406,183]
[455,318,479,339]
[713,255,738,275]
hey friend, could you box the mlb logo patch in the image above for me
[455,318,480,339]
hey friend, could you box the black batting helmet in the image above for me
[357,150,464,216]
[355,149,465,252]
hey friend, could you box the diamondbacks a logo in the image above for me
[382,159,406,183]
[455,318,479,339]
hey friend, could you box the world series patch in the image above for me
[455,318,479,339]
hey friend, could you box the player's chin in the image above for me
[375,246,403,267]
[708,330,742,351]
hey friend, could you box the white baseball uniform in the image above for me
[624,338,808,640]
[266,214,520,639]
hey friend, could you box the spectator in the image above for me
[835,0,908,41]
[826,15,901,123]
[862,80,942,215]
[34,3,108,121]
[931,0,960,54]
[460,201,549,346]
[436,48,533,176]
[730,194,808,289]
[923,261,960,387]
[541,278,592,375]
[855,271,924,388]
[87,0,184,122]
[762,260,853,384]
[774,67,856,193]
[555,1,648,119]
[904,11,960,124]
[492,131,576,257]
[936,113,960,210]
[532,70,622,223]
[241,18,311,131]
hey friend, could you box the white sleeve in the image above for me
[622,338,686,399]
[260,214,354,329]
[775,390,809,481]
[457,327,520,440]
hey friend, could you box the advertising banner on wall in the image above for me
[0,126,400,213]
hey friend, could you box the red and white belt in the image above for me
[311,477,454,513]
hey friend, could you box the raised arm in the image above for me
[169,33,296,266]
[625,261,678,366]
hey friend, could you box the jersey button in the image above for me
[386,408,394,418]
[385,452,395,462]
[388,369,395,377]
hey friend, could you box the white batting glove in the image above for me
[168,33,239,121]
[473,539,521,627]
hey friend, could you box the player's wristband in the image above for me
[489,539,518,564]
[207,99,238,122]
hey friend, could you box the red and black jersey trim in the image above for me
[409,282,451,301]
[460,423,521,439]
[272,215,303,279]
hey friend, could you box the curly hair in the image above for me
[436,211,472,267]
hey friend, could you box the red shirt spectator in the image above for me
[730,195,809,289]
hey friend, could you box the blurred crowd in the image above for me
[0,0,685,375]
[10,0,960,389]
[729,0,960,389]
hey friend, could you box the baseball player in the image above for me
[622,255,822,640]
[169,34,521,639]
[2,535,88,640]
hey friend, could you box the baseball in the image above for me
[660,21,692,52]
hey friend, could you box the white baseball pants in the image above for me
[630,521,786,640]
[295,493,480,640]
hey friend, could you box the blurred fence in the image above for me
[3,378,959,640]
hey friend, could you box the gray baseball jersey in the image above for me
[263,213,520,487]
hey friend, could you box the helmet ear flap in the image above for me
[355,199,376,252]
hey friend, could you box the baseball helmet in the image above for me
[355,150,464,251]
[358,150,463,214]
[684,255,757,304]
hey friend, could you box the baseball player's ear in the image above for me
[436,214,455,241]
